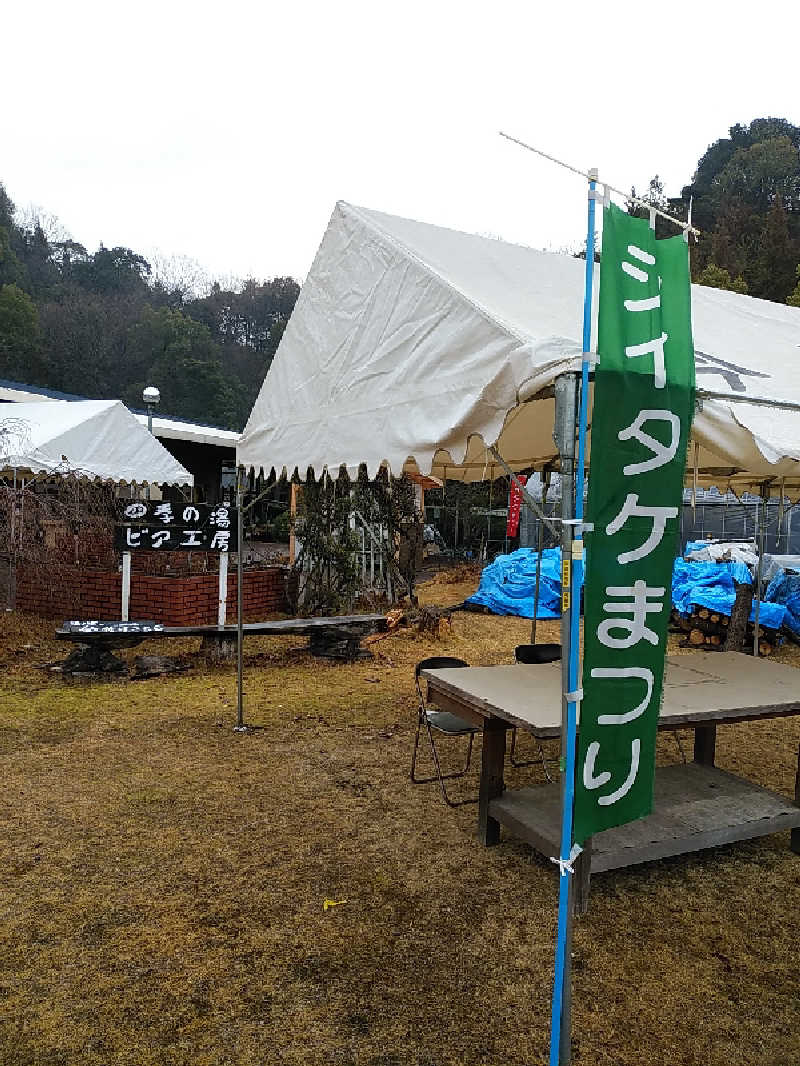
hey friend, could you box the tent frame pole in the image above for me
[551,372,579,1065]
[531,516,544,644]
[235,466,246,732]
[753,482,770,657]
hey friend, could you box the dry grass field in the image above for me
[1,571,799,1066]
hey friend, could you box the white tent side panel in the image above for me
[238,201,800,487]
[1,400,193,485]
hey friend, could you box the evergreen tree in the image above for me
[0,283,43,379]
[680,118,800,299]
[695,263,748,294]
[787,266,800,308]
[751,196,798,303]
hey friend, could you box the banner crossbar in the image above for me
[499,131,700,236]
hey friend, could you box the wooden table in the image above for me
[423,652,800,905]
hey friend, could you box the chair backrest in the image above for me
[415,656,470,680]
[514,643,562,665]
[414,656,469,704]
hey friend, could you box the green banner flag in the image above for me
[573,203,695,844]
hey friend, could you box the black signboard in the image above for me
[62,620,164,635]
[115,501,237,552]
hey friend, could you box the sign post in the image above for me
[121,552,131,621]
[218,550,229,627]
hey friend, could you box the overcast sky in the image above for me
[3,1,798,286]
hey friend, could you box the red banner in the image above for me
[506,475,527,537]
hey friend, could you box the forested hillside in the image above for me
[0,184,299,430]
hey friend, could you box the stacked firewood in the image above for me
[670,607,779,656]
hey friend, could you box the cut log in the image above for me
[698,608,710,620]
[689,628,705,646]
[725,577,754,653]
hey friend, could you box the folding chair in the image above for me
[411,656,480,807]
[510,643,562,779]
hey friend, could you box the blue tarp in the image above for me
[465,547,562,618]
[671,556,786,630]
[764,570,800,636]
[467,546,789,631]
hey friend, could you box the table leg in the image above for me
[792,743,800,856]
[478,718,506,846]
[693,723,717,766]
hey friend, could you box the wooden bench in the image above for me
[55,614,389,667]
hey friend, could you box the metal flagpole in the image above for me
[235,466,246,732]
[549,169,598,1066]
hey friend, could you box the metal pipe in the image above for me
[551,372,578,1066]
[499,132,699,235]
[531,515,544,644]
[488,445,558,535]
[235,467,245,730]
[753,488,768,657]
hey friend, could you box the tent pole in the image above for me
[235,466,246,731]
[488,446,557,535]
[531,515,544,644]
[753,484,769,657]
[552,372,578,1065]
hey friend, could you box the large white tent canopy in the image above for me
[238,201,800,491]
[0,400,193,485]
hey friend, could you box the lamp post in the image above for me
[142,385,160,435]
[142,386,160,500]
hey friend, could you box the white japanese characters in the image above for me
[116,501,235,552]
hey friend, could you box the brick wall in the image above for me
[15,564,289,625]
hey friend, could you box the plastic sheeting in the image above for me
[239,201,800,490]
[0,400,193,485]
[671,557,786,630]
[468,547,789,631]
[684,540,759,567]
[465,547,562,618]
[764,570,800,636]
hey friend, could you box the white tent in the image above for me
[238,201,800,491]
[0,400,193,485]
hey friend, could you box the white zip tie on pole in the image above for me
[566,688,583,704]
[561,519,593,532]
[550,843,583,877]
[499,131,700,236]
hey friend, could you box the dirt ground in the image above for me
[1,573,799,1066]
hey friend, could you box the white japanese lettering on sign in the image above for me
[606,494,678,564]
[583,738,641,805]
[596,581,664,649]
[153,502,173,524]
[618,410,680,475]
